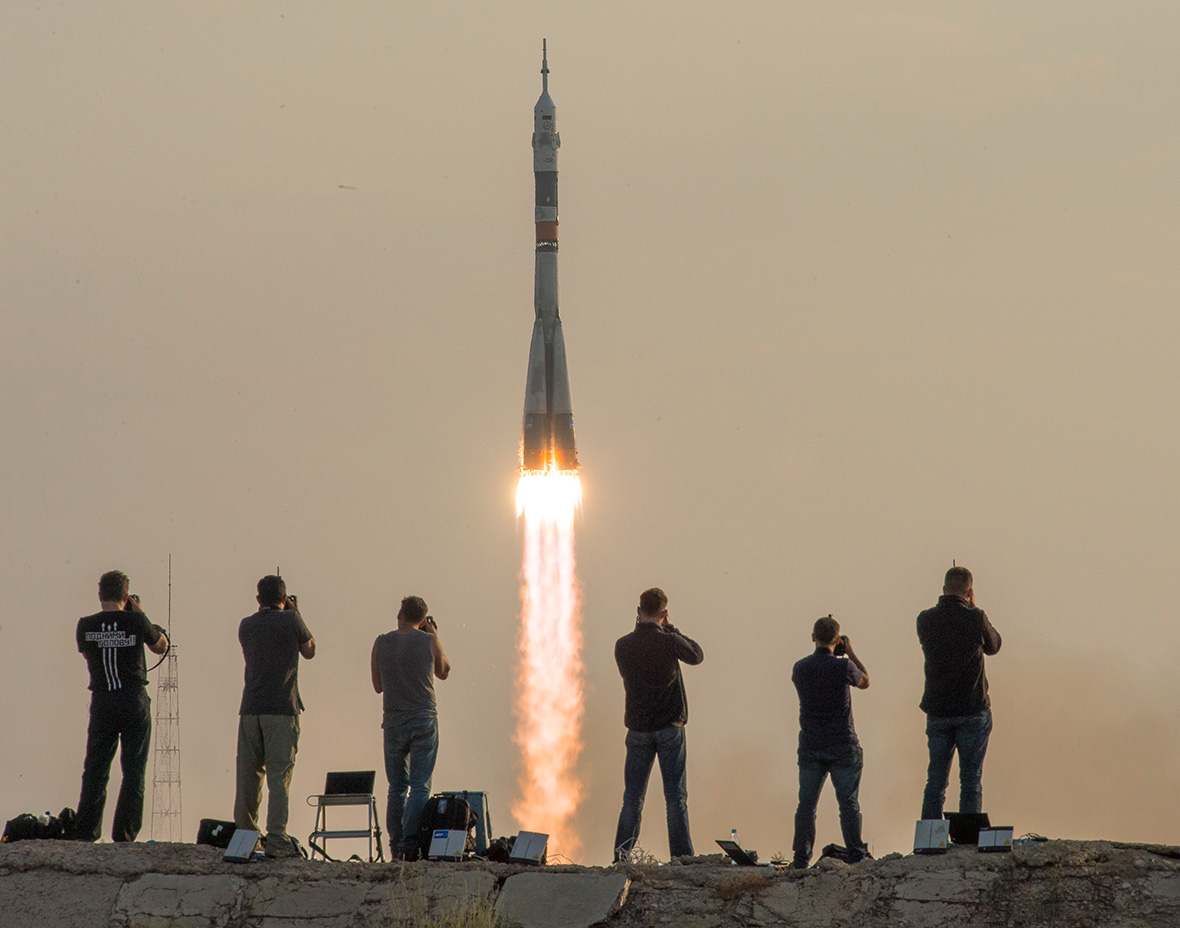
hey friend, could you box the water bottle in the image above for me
[731,828,739,848]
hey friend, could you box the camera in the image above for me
[833,635,848,657]
[424,615,438,632]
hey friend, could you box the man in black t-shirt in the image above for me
[234,575,315,857]
[790,615,870,868]
[73,570,168,842]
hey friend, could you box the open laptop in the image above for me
[323,770,376,795]
[715,839,759,866]
[945,812,990,845]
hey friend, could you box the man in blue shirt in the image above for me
[790,615,870,868]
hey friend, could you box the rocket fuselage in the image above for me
[521,41,578,474]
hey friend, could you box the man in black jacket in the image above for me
[612,588,704,862]
[917,566,1002,820]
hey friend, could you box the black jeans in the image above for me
[75,688,152,842]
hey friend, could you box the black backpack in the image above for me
[820,842,873,864]
[2,808,76,843]
[416,794,476,860]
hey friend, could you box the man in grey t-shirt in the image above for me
[370,595,450,860]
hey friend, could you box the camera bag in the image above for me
[196,818,237,849]
[416,794,476,860]
[2,807,75,843]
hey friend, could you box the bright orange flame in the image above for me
[513,470,584,861]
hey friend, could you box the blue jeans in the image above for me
[922,709,992,820]
[613,725,693,861]
[792,743,866,866]
[383,716,439,851]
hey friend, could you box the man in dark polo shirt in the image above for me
[73,570,169,842]
[790,614,870,868]
[234,574,315,858]
[612,587,704,862]
[917,565,1002,821]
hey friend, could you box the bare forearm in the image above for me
[432,637,451,680]
[370,642,382,693]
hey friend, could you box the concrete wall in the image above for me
[3,839,1180,927]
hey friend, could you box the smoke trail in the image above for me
[513,472,583,860]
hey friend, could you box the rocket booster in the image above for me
[521,40,578,474]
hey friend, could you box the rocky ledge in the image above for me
[3,838,1180,927]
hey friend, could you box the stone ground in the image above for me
[3,838,1180,927]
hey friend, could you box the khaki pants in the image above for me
[234,714,300,842]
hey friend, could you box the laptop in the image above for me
[323,770,376,795]
[945,812,990,845]
[715,839,759,866]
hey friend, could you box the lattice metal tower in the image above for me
[151,558,182,841]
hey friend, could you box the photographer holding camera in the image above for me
[790,615,870,868]
[371,595,450,860]
[612,587,704,863]
[73,570,168,842]
[917,566,1001,821]
[234,574,315,858]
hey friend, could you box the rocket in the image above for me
[521,40,578,474]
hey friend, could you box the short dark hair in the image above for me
[944,566,973,595]
[638,588,668,617]
[98,570,129,603]
[257,574,287,606]
[401,595,428,625]
[813,615,840,645]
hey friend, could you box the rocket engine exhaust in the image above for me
[513,474,582,860]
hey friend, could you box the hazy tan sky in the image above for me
[4,3,1179,864]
